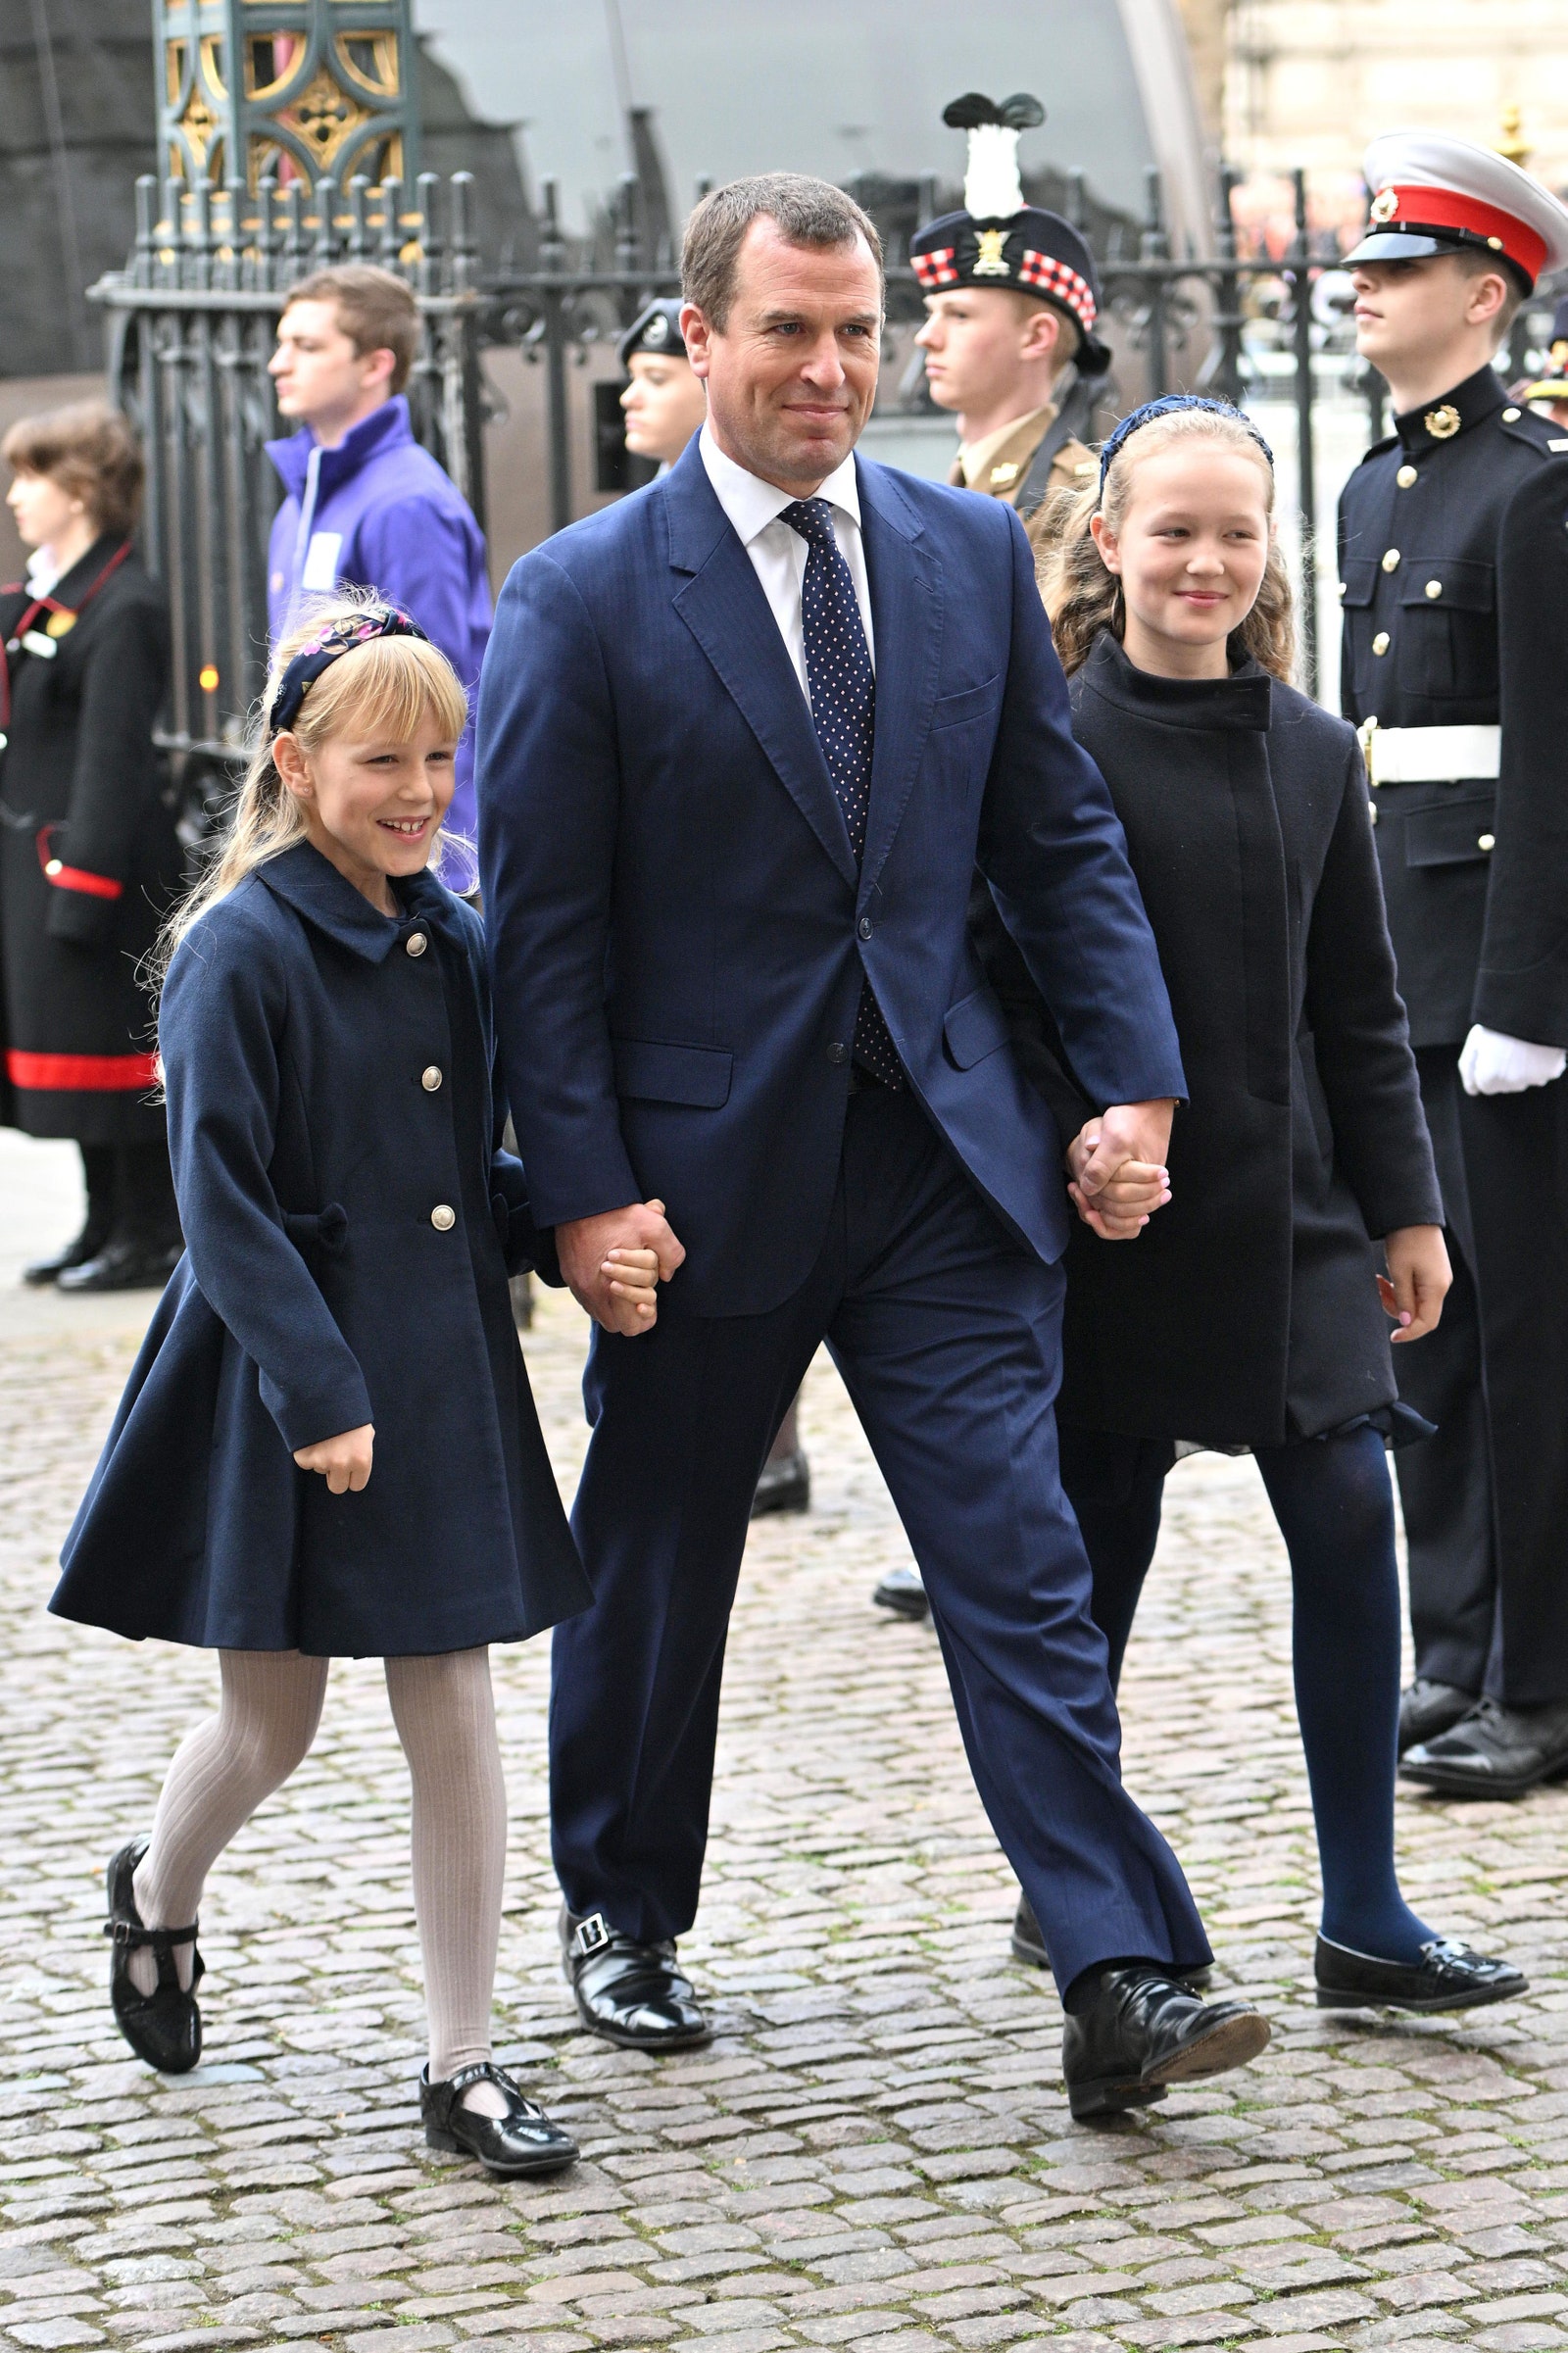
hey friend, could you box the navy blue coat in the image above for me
[476,438,1186,1319]
[51,843,591,1656]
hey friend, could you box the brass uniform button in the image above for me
[1502,406,1521,421]
[1479,833,1495,852]
[1396,464,1419,487]
[1337,581,1348,598]
[1425,579,1443,599]
[1424,404,1461,439]
[1373,631,1391,655]
[1381,548,1401,571]
[1369,801,1379,823]
[406,931,428,957]
[421,1066,443,1092]
[430,1203,456,1231]
[44,858,62,876]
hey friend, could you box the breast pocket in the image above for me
[929,675,1002,731]
[1338,560,1378,702]
[1396,559,1495,702]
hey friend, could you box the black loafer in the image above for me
[420,2062,578,2176]
[1398,1678,1477,1754]
[1400,1694,1568,1796]
[1062,1965,1269,2122]
[752,1449,810,1517]
[105,1839,203,2074]
[872,1563,930,1620]
[1011,1894,1210,1987]
[58,1240,181,1296]
[1315,1934,1528,2013]
[561,1904,710,2051]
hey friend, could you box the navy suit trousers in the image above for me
[551,1086,1210,1995]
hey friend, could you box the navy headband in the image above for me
[269,606,429,734]
[1098,394,1275,489]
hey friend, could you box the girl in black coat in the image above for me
[1,402,183,1290]
[50,596,660,2173]
[1018,397,1523,2014]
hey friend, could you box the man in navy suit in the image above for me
[478,173,1268,2119]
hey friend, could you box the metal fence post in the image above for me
[1141,167,1171,398]
[1290,167,1319,699]
[539,178,571,536]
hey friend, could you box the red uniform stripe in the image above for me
[1382,184,1546,283]
[44,860,123,901]
[7,1049,159,1092]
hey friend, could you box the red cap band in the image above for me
[1376,183,1546,283]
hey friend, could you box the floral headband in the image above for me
[268,606,429,734]
[1098,394,1275,490]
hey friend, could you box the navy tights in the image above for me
[1069,1425,1436,1964]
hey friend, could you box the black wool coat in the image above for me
[1000,634,1443,1448]
[51,844,591,1657]
[0,536,180,1141]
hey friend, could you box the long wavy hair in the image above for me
[1034,403,1297,682]
[151,589,468,995]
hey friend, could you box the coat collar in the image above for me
[1392,363,1505,453]
[257,840,462,962]
[660,437,938,896]
[266,396,414,502]
[1080,630,1274,733]
[40,532,129,612]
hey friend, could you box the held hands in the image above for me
[557,1199,686,1336]
[1378,1224,1451,1344]
[1067,1101,1176,1241]
[293,1423,374,1493]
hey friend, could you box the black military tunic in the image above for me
[0,535,178,1143]
[1338,363,1568,1703]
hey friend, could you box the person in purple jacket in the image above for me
[266,267,492,846]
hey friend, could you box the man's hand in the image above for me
[1073,1100,1176,1231]
[557,1200,685,1335]
[1378,1224,1451,1343]
[294,1424,374,1493]
[1459,1024,1567,1097]
[1066,1121,1170,1240]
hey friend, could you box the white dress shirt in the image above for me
[699,423,875,707]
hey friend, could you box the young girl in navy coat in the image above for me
[51,594,663,2173]
[1002,398,1525,2014]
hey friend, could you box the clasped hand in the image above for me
[557,1199,685,1335]
[1065,1101,1176,1240]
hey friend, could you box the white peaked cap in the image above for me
[1361,129,1568,282]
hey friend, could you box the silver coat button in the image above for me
[421,1065,443,1092]
[1373,631,1391,656]
[1425,579,1443,599]
[406,931,428,957]
[1396,465,1418,487]
[1502,407,1521,421]
[430,1203,456,1231]
[1478,833,1495,852]
[1381,549,1400,571]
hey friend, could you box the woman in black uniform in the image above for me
[2,401,181,1290]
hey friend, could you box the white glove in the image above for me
[1458,1024,1568,1097]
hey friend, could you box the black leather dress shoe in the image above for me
[420,2062,578,2176]
[561,1905,711,2050]
[105,1839,203,2074]
[23,1220,110,1286]
[872,1563,929,1619]
[1315,1933,1527,2013]
[751,1449,810,1517]
[1062,1965,1269,2122]
[1011,1893,1210,1986]
[58,1240,181,1295]
[1398,1678,1477,1755]
[1400,1694,1568,1796]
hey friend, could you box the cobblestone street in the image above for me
[3,1134,1567,2353]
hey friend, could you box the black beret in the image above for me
[618,299,689,368]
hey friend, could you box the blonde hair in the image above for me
[1036,403,1296,683]
[153,589,467,991]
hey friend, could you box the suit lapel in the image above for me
[664,447,858,889]
[858,460,943,895]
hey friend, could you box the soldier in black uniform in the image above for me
[1337,132,1568,1794]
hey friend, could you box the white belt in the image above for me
[1358,721,1500,786]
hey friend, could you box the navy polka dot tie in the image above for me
[779,497,903,1089]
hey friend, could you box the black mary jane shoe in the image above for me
[420,2062,578,2177]
[105,1839,204,2074]
[1315,1934,1528,2014]
[1062,1965,1269,2122]
[561,1904,711,2051]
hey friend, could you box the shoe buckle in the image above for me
[569,1911,612,1961]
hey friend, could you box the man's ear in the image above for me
[362,343,398,394]
[1019,302,1064,368]
[1464,270,1509,329]
[680,302,712,380]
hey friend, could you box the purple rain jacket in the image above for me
[266,398,493,846]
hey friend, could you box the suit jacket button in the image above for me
[421,1065,443,1091]
[406,931,428,956]
[430,1203,456,1231]
[858,915,873,939]
[826,1042,849,1065]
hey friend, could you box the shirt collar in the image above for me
[957,404,1054,489]
[699,422,861,546]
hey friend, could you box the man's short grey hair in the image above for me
[682,173,884,332]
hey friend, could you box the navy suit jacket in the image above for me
[477,437,1185,1318]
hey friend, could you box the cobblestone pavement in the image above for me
[3,1135,1567,2353]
